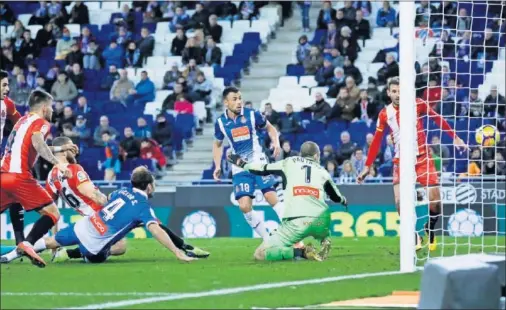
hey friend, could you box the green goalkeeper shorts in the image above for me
[266,212,331,248]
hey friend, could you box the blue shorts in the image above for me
[55,224,110,263]
[232,171,276,200]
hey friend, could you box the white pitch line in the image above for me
[2,292,172,297]
[62,270,414,310]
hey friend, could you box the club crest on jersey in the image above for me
[77,171,87,182]
[241,116,247,124]
[231,126,250,142]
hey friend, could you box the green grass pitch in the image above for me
[1,237,503,309]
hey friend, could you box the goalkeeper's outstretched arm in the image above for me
[324,179,347,206]
[243,161,285,177]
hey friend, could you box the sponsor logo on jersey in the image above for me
[231,126,250,142]
[90,214,108,235]
[293,186,319,199]
[77,171,87,183]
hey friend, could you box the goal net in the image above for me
[400,1,505,270]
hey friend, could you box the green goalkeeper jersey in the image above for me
[243,156,346,218]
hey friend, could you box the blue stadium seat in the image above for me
[310,30,326,45]
[175,114,195,139]
[83,24,100,36]
[202,169,214,180]
[304,121,325,133]
[327,120,348,135]
[286,64,305,77]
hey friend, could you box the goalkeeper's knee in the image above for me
[264,247,294,261]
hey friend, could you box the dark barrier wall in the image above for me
[1,183,504,240]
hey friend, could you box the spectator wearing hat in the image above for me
[315,56,335,86]
[102,41,124,69]
[65,114,91,146]
[55,27,76,60]
[51,72,78,105]
[140,138,167,178]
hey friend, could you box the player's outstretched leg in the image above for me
[9,203,25,245]
[254,243,322,262]
[159,224,210,258]
[238,196,268,240]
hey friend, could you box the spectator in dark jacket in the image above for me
[317,1,337,30]
[69,1,89,24]
[68,63,85,90]
[327,67,346,97]
[472,28,499,60]
[17,30,40,65]
[125,41,142,68]
[335,131,357,164]
[303,46,324,75]
[356,89,379,123]
[343,57,362,85]
[352,9,370,40]
[342,1,356,21]
[280,140,298,160]
[115,4,135,31]
[162,83,186,110]
[0,2,15,25]
[279,103,300,134]
[429,30,455,58]
[376,1,396,27]
[304,92,332,122]
[206,14,223,43]
[171,27,187,56]
[203,37,222,67]
[120,127,141,159]
[238,1,259,20]
[182,37,204,64]
[100,65,120,90]
[35,23,56,48]
[191,3,210,29]
[377,52,399,85]
[102,41,124,68]
[484,85,506,117]
[315,57,335,86]
[137,27,155,64]
[263,103,280,126]
[65,43,83,68]
[152,113,173,160]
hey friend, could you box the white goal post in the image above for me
[399,1,417,273]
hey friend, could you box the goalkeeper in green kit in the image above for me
[227,141,348,262]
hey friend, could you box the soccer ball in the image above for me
[447,209,483,237]
[475,125,500,147]
[181,211,217,238]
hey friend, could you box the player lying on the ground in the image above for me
[29,166,196,264]
[1,137,209,264]
[1,90,77,268]
[227,141,348,262]
[213,87,287,241]
[356,77,467,251]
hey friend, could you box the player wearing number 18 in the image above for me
[39,166,195,263]
[228,141,348,262]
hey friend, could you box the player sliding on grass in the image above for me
[356,77,467,252]
[1,137,209,264]
[213,87,286,240]
[28,166,196,264]
[227,141,348,262]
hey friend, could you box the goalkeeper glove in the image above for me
[227,153,247,168]
[341,196,348,211]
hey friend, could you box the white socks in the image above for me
[273,202,285,221]
[33,238,47,253]
[243,210,268,240]
[3,248,20,262]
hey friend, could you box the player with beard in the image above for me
[0,90,77,267]
[30,166,196,264]
[1,137,209,263]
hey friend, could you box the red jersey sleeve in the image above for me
[4,97,21,124]
[417,98,457,139]
[365,109,387,167]
[31,118,51,139]
[73,164,91,186]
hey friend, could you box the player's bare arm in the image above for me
[77,182,108,206]
[147,222,195,262]
[32,132,72,177]
[212,139,224,180]
[265,121,281,158]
